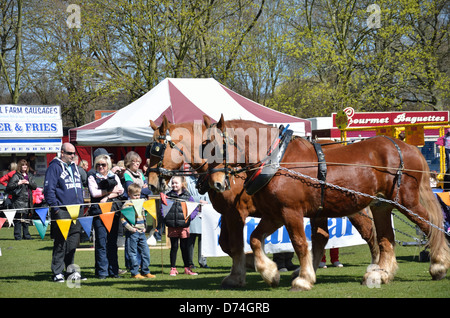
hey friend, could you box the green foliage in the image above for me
[1,0,448,124]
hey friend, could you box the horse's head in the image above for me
[205,115,281,193]
[147,115,210,192]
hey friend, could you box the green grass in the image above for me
[0,213,449,299]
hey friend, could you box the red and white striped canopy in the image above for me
[70,78,311,146]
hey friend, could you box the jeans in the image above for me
[125,230,151,275]
[93,214,119,277]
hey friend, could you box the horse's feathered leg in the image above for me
[283,209,316,291]
[219,212,247,288]
[363,202,397,285]
[249,218,281,288]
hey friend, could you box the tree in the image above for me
[0,0,24,104]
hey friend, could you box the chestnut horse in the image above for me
[147,115,379,288]
[206,116,450,290]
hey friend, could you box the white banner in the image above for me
[201,205,367,257]
[0,105,62,138]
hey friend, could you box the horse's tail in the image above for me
[418,158,450,279]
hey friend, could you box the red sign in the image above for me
[332,108,449,128]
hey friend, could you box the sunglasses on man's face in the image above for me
[63,151,76,156]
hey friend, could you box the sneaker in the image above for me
[184,267,198,275]
[53,273,65,283]
[132,273,145,279]
[68,272,87,281]
[143,273,156,278]
[169,267,178,276]
[333,261,344,268]
[319,262,327,269]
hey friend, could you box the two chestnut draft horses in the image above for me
[147,115,378,289]
[206,116,450,290]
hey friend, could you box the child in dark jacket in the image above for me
[164,176,197,276]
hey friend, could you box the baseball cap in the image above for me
[93,148,112,158]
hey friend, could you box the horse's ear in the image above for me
[161,115,170,133]
[203,115,213,128]
[217,114,225,131]
[149,120,158,131]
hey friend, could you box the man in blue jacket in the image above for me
[44,142,85,283]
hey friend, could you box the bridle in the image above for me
[147,129,188,177]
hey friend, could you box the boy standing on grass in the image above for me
[121,183,155,279]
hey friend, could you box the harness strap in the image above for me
[382,136,404,201]
[312,142,327,212]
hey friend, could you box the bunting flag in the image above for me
[3,210,16,227]
[161,199,174,218]
[100,212,115,232]
[160,192,167,205]
[33,220,49,240]
[185,202,200,221]
[121,206,136,225]
[78,216,93,239]
[437,192,450,206]
[66,205,80,224]
[143,199,157,220]
[99,202,113,214]
[56,219,72,240]
[35,207,49,225]
[181,201,188,219]
[131,199,145,217]
[0,218,6,230]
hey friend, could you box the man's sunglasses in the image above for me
[63,151,76,155]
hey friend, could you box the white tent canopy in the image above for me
[70,78,311,146]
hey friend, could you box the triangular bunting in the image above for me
[160,192,167,205]
[99,202,113,214]
[100,212,115,232]
[35,207,49,225]
[131,199,145,217]
[185,201,200,220]
[181,201,188,219]
[56,219,72,240]
[33,219,49,240]
[3,210,16,227]
[0,218,6,230]
[143,199,157,220]
[78,216,93,239]
[66,205,80,224]
[121,206,136,225]
[437,192,450,206]
[161,199,174,218]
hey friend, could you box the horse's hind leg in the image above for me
[249,218,281,287]
[400,187,450,280]
[310,217,329,271]
[348,208,379,264]
[363,202,397,285]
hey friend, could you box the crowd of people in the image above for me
[0,143,212,282]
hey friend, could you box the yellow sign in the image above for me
[376,127,395,138]
[405,125,424,146]
[335,110,348,129]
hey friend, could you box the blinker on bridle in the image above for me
[147,129,187,177]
